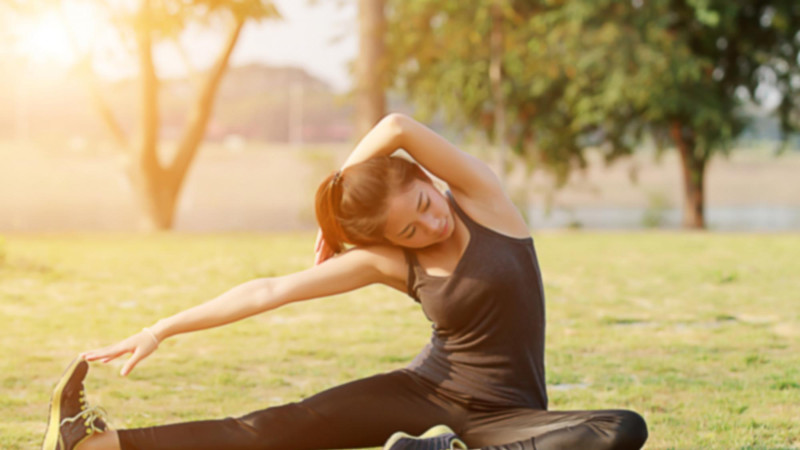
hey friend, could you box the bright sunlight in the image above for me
[12,2,101,66]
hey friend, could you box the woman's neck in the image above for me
[414,213,471,276]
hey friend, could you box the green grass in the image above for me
[1,232,799,449]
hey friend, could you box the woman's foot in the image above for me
[383,424,468,450]
[42,358,109,450]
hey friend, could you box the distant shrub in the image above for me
[642,190,672,228]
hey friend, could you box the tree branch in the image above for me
[58,3,130,153]
[136,0,161,174]
[172,37,202,92]
[168,14,246,188]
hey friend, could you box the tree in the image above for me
[355,0,387,138]
[386,0,800,228]
[386,1,646,192]
[50,0,279,230]
[644,0,800,228]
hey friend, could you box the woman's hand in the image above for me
[314,229,335,265]
[80,329,160,377]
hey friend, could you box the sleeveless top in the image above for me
[403,193,548,410]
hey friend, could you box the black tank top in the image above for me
[404,193,548,410]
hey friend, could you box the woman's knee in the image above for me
[611,409,648,449]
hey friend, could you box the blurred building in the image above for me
[0,62,354,145]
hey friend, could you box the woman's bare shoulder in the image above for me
[347,245,410,292]
[449,189,530,239]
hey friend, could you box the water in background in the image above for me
[528,205,800,231]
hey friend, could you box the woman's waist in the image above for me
[406,344,547,408]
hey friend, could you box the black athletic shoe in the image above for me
[383,424,468,450]
[42,358,109,450]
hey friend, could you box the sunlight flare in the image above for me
[12,2,101,66]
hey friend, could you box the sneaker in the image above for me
[42,358,109,450]
[383,424,468,450]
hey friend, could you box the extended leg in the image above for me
[116,370,466,450]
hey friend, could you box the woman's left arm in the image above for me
[313,114,527,265]
[342,114,503,201]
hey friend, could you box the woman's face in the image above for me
[382,179,455,249]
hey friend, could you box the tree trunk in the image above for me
[133,0,167,230]
[355,0,386,138]
[162,16,245,228]
[131,6,245,230]
[64,1,263,231]
[670,120,706,229]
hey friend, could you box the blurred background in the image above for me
[1,0,799,233]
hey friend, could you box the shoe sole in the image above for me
[42,358,84,450]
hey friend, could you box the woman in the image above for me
[42,113,648,450]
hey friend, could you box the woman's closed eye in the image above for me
[398,192,427,239]
[407,194,432,238]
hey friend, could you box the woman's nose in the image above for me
[420,214,438,233]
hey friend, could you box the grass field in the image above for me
[1,232,798,449]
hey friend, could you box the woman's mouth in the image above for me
[439,217,449,238]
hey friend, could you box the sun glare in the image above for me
[13,3,101,66]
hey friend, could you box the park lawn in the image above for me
[1,232,798,449]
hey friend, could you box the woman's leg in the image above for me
[112,370,466,450]
[462,408,648,450]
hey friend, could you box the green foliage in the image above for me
[138,0,281,38]
[641,190,672,228]
[643,1,800,158]
[385,0,800,184]
[387,0,661,183]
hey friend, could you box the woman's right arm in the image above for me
[82,247,403,376]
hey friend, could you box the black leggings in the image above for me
[118,370,647,450]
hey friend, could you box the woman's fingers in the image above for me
[314,247,330,265]
[314,230,329,265]
[120,348,144,377]
[314,233,336,266]
[322,247,334,264]
[314,250,323,266]
[81,344,129,362]
[314,229,323,252]
[82,331,158,374]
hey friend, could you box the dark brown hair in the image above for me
[315,156,431,254]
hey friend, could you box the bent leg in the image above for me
[463,408,648,450]
[118,370,466,450]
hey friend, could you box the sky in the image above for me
[6,0,359,93]
[232,0,358,92]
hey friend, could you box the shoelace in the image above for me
[59,389,111,436]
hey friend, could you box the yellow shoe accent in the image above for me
[383,424,468,450]
[42,358,82,450]
[42,358,110,450]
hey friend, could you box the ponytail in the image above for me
[314,170,349,254]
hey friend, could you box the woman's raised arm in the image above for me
[82,247,402,376]
[343,113,503,200]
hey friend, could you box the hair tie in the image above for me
[332,170,342,185]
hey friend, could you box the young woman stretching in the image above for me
[43,113,648,450]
